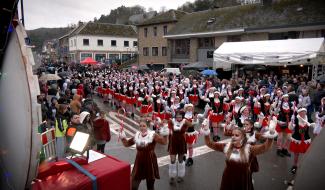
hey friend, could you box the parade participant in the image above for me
[229,96,244,125]
[289,108,315,174]
[140,95,153,120]
[168,111,191,184]
[243,119,265,176]
[152,97,167,128]
[125,85,137,118]
[187,81,200,106]
[207,91,225,141]
[119,119,169,190]
[93,111,111,153]
[226,85,233,101]
[313,97,325,135]
[275,94,293,157]
[185,112,199,166]
[201,117,277,190]
[236,106,251,128]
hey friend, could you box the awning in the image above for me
[214,38,325,71]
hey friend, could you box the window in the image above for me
[268,31,300,40]
[198,37,215,48]
[143,47,149,56]
[207,51,214,58]
[80,53,92,61]
[109,54,120,61]
[163,26,168,35]
[95,54,106,61]
[97,39,103,46]
[133,41,138,47]
[83,39,89,46]
[122,54,131,62]
[174,39,190,55]
[227,35,241,42]
[153,27,157,36]
[124,41,129,47]
[152,47,158,56]
[111,40,116,46]
[144,28,148,37]
[162,47,167,56]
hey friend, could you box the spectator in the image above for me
[93,111,111,153]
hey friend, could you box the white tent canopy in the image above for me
[214,38,325,71]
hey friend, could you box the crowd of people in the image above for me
[37,64,325,190]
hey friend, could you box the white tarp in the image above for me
[214,38,325,70]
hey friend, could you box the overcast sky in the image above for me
[21,0,196,30]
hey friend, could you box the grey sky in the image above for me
[22,0,196,30]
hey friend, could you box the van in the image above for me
[160,68,181,76]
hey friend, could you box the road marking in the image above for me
[108,111,139,132]
[131,138,231,169]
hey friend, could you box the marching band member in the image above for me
[275,94,293,157]
[168,111,191,184]
[120,118,169,190]
[201,116,277,190]
[288,108,315,174]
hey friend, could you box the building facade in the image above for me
[164,0,325,77]
[137,10,187,69]
[68,22,138,63]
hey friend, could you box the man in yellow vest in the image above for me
[55,104,69,159]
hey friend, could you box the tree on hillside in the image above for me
[97,5,146,24]
[178,0,240,12]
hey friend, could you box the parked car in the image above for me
[159,68,181,76]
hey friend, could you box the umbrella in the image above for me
[39,74,61,81]
[201,69,217,76]
[58,71,70,78]
[80,57,97,65]
[132,65,138,69]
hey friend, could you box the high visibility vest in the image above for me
[55,118,68,137]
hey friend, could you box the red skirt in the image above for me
[209,112,224,123]
[290,140,310,153]
[189,95,199,104]
[126,97,136,105]
[164,113,172,120]
[275,124,292,134]
[262,118,268,128]
[141,105,153,114]
[97,87,103,95]
[185,132,198,144]
[152,112,164,120]
[253,107,261,115]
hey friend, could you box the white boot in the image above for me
[169,163,177,184]
[177,161,185,182]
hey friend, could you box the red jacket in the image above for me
[93,118,111,142]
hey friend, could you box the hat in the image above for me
[214,91,221,95]
[264,93,270,97]
[282,94,289,98]
[235,96,242,100]
[184,103,194,110]
[239,106,247,114]
[297,108,307,113]
[80,111,90,123]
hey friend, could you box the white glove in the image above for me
[200,119,210,136]
[159,125,170,136]
[268,116,277,133]
[258,113,265,119]
[309,123,316,128]
[119,129,127,140]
